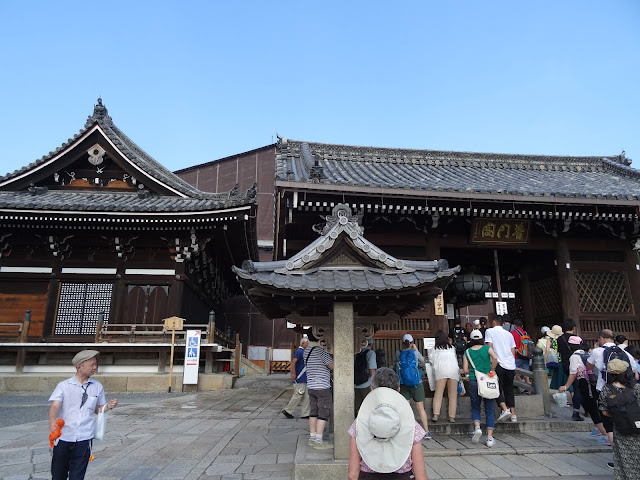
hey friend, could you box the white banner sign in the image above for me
[183,330,201,385]
[496,301,508,315]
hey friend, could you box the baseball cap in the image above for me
[568,335,583,345]
[470,330,483,340]
[473,319,480,326]
[402,333,413,343]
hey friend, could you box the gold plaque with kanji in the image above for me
[471,218,530,244]
[163,316,184,331]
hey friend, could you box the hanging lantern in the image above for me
[448,273,491,304]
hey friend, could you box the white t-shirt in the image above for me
[485,325,516,370]
[587,342,637,391]
[569,350,587,379]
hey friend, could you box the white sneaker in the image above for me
[497,410,512,422]
[510,415,518,423]
[471,427,482,444]
[486,436,495,447]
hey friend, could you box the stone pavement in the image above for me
[0,379,614,479]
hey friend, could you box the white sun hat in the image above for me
[355,387,415,473]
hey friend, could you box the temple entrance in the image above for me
[441,247,563,336]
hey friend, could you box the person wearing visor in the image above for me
[48,350,118,480]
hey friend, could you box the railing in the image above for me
[0,309,31,343]
[96,320,234,347]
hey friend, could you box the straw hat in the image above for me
[547,325,563,339]
[356,387,415,473]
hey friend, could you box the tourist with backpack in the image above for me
[557,319,584,420]
[597,358,640,479]
[395,334,431,440]
[428,330,460,423]
[448,318,467,367]
[586,329,638,448]
[558,336,607,438]
[354,338,378,416]
[511,319,533,391]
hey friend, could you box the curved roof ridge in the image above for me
[279,137,619,165]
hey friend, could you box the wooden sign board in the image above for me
[164,316,184,331]
[471,218,530,244]
[434,293,445,316]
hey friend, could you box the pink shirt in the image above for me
[348,418,426,473]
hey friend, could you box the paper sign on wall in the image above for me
[496,302,508,315]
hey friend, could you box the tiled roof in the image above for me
[0,100,258,213]
[233,204,459,294]
[0,100,224,201]
[0,189,255,213]
[275,139,640,200]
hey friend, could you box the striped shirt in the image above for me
[304,346,333,390]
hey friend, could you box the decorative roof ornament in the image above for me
[85,97,113,128]
[320,204,363,236]
[87,143,106,166]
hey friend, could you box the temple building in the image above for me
[0,100,258,344]
[179,137,640,350]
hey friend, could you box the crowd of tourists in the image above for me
[277,318,640,479]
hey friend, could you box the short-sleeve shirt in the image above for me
[588,342,638,391]
[49,376,106,442]
[348,418,426,473]
[293,347,307,383]
[485,326,516,370]
[355,348,377,388]
[304,346,333,390]
[569,350,587,379]
[465,345,491,380]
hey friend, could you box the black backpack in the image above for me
[453,328,466,353]
[605,385,640,435]
[354,349,370,385]
[602,346,632,383]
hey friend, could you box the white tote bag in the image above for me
[94,405,108,440]
[465,350,500,399]
[424,362,436,391]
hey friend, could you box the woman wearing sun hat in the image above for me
[545,325,566,391]
[347,367,428,480]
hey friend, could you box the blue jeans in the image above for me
[515,357,530,371]
[469,379,495,429]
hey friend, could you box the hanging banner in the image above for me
[183,330,201,385]
[446,304,455,320]
[434,293,445,316]
[471,218,530,244]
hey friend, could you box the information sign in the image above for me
[183,330,201,385]
[496,301,508,315]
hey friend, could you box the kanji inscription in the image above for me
[471,218,530,244]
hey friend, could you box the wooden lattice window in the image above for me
[54,283,113,335]
[530,276,562,319]
[574,271,631,313]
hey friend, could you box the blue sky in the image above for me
[1,1,639,177]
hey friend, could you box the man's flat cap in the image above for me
[72,350,100,367]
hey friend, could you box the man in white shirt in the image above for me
[49,350,118,480]
[485,315,518,423]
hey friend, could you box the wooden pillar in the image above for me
[167,262,185,317]
[556,238,580,330]
[426,235,447,333]
[42,257,62,337]
[111,256,127,324]
[520,266,536,334]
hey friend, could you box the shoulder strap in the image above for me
[304,346,317,366]
[465,349,478,371]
